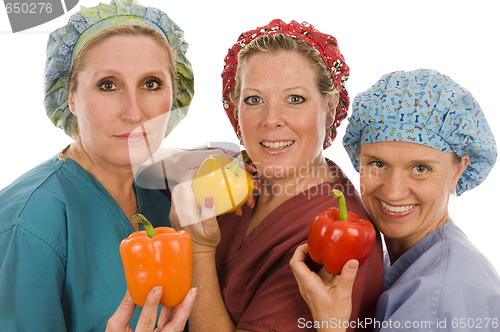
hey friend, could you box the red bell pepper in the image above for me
[307,189,376,275]
[120,213,192,307]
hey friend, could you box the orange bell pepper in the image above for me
[120,213,192,307]
[191,154,254,216]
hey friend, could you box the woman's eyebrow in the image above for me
[359,153,384,161]
[408,158,439,164]
[359,153,439,165]
[241,88,262,94]
[283,86,308,93]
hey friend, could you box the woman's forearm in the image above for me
[188,252,236,332]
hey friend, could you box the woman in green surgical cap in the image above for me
[0,1,195,330]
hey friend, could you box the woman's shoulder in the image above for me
[325,159,359,193]
[379,221,500,326]
[0,155,71,229]
[2,155,63,188]
[0,155,75,262]
[410,221,500,316]
[325,158,369,219]
[434,222,500,320]
[397,221,499,285]
[441,221,500,287]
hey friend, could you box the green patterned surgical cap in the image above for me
[44,0,194,138]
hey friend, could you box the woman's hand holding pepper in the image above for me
[169,169,245,331]
[290,244,358,332]
[106,287,197,332]
[169,170,220,254]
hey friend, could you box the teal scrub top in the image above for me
[0,154,172,331]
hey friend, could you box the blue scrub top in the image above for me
[0,154,172,331]
[375,220,500,331]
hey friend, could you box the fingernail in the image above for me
[189,287,198,297]
[237,207,243,215]
[154,286,163,296]
[347,260,359,271]
[204,196,214,209]
[251,200,255,209]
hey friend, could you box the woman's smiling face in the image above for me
[237,50,333,181]
[358,141,468,259]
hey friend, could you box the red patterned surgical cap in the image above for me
[221,19,350,148]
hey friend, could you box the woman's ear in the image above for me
[235,109,245,146]
[326,110,335,129]
[68,92,76,116]
[325,92,339,128]
[452,154,470,185]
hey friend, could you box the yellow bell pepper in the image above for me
[191,154,254,216]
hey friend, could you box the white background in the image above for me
[1,0,499,272]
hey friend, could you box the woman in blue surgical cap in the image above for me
[290,69,500,331]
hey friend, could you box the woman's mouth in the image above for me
[379,199,416,216]
[260,140,294,150]
[116,132,147,142]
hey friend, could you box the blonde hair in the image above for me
[231,33,337,109]
[69,25,177,98]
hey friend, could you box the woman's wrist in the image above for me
[192,244,217,256]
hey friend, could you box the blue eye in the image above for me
[288,95,305,104]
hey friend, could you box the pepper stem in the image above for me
[130,213,156,238]
[331,189,348,221]
[228,155,243,176]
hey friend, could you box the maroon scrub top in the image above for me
[216,160,383,331]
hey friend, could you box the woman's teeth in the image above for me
[261,140,294,149]
[381,200,415,213]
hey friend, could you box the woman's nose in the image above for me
[382,172,410,200]
[262,103,285,128]
[122,91,144,123]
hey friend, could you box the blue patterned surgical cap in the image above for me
[343,68,497,196]
[44,0,194,138]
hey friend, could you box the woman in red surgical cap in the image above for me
[170,19,383,332]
